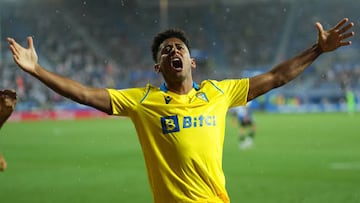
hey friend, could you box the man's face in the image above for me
[155,37,196,83]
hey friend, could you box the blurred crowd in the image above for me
[0,0,359,111]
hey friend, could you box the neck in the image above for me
[162,80,199,95]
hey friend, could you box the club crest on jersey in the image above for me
[196,92,209,102]
[164,96,172,104]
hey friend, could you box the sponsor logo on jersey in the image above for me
[161,114,216,134]
[161,115,180,134]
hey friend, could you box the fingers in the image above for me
[8,36,34,50]
[338,22,355,34]
[7,37,20,50]
[0,90,17,99]
[333,18,355,38]
[333,18,349,30]
[7,37,25,65]
[340,32,355,41]
[6,37,14,44]
[7,38,20,58]
[336,19,355,44]
[318,18,354,35]
[27,36,34,49]
[315,22,324,33]
[340,41,352,47]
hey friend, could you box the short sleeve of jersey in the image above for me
[107,79,249,116]
[210,78,249,107]
[107,86,149,116]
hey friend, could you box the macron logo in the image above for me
[164,96,172,104]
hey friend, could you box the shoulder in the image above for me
[200,79,249,92]
[107,84,162,115]
[200,79,249,107]
[107,84,160,102]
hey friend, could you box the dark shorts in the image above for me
[239,118,253,126]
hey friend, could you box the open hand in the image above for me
[316,18,355,52]
[7,37,38,74]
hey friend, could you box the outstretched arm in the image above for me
[247,18,355,101]
[7,37,112,114]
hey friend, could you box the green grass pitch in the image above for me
[0,112,359,203]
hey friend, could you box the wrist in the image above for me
[314,43,324,55]
[30,63,41,77]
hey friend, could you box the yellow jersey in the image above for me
[108,79,249,203]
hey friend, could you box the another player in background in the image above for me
[0,89,17,172]
[7,18,354,202]
[230,101,256,149]
[345,88,356,115]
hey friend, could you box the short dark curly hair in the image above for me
[151,28,191,63]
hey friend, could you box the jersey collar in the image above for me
[160,82,200,92]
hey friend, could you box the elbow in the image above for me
[66,90,89,105]
[275,76,289,88]
[271,73,289,88]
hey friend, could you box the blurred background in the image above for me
[1,1,360,203]
[0,0,359,116]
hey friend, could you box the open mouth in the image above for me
[171,58,183,70]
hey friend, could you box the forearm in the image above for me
[29,64,112,114]
[248,44,323,101]
[31,64,93,105]
[271,43,323,86]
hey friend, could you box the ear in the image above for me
[154,63,161,73]
[191,58,196,70]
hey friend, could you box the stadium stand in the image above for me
[0,0,359,113]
